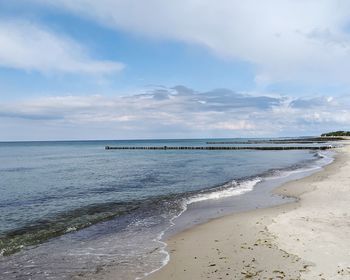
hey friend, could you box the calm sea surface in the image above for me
[0,139,331,279]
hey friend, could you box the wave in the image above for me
[186,178,262,205]
[0,201,140,256]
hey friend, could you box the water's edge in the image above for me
[136,150,335,280]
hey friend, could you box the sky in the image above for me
[0,0,350,141]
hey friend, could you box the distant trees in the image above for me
[321,131,350,137]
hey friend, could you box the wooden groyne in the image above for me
[105,145,333,151]
[206,141,328,144]
[206,137,345,145]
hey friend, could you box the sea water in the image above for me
[0,139,333,279]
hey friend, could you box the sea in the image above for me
[0,138,334,280]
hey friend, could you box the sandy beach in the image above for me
[148,143,350,280]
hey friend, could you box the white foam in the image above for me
[186,178,261,205]
[65,226,77,233]
[136,201,187,280]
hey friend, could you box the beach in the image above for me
[147,142,350,280]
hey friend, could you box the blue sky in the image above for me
[0,1,350,140]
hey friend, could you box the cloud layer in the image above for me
[1,86,349,140]
[36,0,350,85]
[0,20,124,74]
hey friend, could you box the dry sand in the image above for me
[147,143,350,280]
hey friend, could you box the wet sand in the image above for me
[147,143,350,279]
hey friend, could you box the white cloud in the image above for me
[1,86,349,140]
[34,0,350,84]
[210,121,256,131]
[0,20,124,74]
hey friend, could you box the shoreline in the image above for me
[146,143,350,279]
[70,149,333,280]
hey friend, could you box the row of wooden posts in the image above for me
[105,145,332,151]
